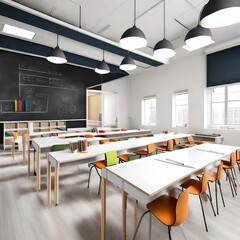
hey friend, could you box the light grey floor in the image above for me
[1,149,240,240]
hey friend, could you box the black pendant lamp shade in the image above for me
[153,0,175,59]
[95,50,110,74]
[200,0,240,28]
[185,25,213,47]
[120,54,136,71]
[119,0,147,50]
[46,35,67,64]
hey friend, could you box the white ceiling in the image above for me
[1,0,240,74]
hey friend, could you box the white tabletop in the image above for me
[102,143,239,204]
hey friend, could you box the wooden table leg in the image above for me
[134,199,138,234]
[27,144,31,177]
[47,155,51,204]
[101,177,106,240]
[36,147,41,192]
[11,140,15,160]
[122,191,127,240]
[22,138,26,165]
[54,163,60,205]
[169,188,176,198]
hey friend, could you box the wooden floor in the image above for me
[1,149,240,240]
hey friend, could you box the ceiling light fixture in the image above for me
[95,50,110,74]
[183,25,214,52]
[153,0,176,59]
[200,0,240,28]
[3,24,35,39]
[119,0,147,50]
[119,53,136,71]
[46,35,67,64]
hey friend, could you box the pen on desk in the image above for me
[196,149,225,155]
[165,158,184,165]
[154,158,195,169]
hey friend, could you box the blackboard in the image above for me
[0,50,107,121]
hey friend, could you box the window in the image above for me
[173,91,188,127]
[209,83,240,128]
[141,96,156,126]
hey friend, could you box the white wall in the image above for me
[102,76,130,129]
[127,53,240,146]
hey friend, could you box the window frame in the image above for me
[172,90,189,128]
[141,96,156,126]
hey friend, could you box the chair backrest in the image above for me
[100,139,109,144]
[147,143,156,154]
[174,138,180,145]
[121,128,127,131]
[13,131,18,140]
[187,136,194,144]
[85,134,94,138]
[230,152,237,168]
[236,149,240,162]
[201,170,209,193]
[135,136,143,138]
[98,130,105,133]
[167,139,174,151]
[174,188,190,226]
[51,144,66,152]
[216,162,223,181]
[105,150,118,166]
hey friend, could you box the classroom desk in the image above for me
[32,136,105,191]
[101,143,239,240]
[97,129,152,138]
[47,133,190,205]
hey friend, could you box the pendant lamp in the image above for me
[120,53,136,71]
[153,0,176,59]
[119,0,147,50]
[95,50,110,74]
[46,35,67,64]
[183,25,214,51]
[200,0,240,28]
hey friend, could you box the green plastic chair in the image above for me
[51,144,66,152]
[88,150,118,194]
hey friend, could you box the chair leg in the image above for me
[87,165,95,188]
[225,169,235,197]
[198,194,208,232]
[149,212,152,240]
[168,226,172,240]
[98,176,101,195]
[133,210,150,240]
[215,181,219,215]
[207,183,216,216]
[218,180,226,208]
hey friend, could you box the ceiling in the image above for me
[1,0,240,76]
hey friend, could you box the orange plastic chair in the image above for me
[98,130,105,133]
[236,148,240,172]
[133,143,156,158]
[222,152,238,197]
[118,153,139,163]
[133,188,190,240]
[156,139,174,153]
[87,150,117,194]
[121,128,127,131]
[181,171,216,232]
[182,136,203,147]
[198,162,225,215]
[85,134,94,138]
[99,139,109,144]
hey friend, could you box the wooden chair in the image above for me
[182,136,203,147]
[134,143,156,158]
[156,139,174,153]
[133,188,190,240]
[87,150,118,194]
[181,171,216,232]
[222,152,238,197]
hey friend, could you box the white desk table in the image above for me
[32,136,105,191]
[47,133,190,204]
[101,143,239,240]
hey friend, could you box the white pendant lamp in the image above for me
[46,35,67,64]
[200,0,240,28]
[119,0,147,50]
[120,53,136,71]
[153,0,176,59]
[183,25,214,51]
[95,50,110,74]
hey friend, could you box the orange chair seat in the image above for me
[118,154,129,162]
[134,150,148,155]
[221,160,231,169]
[181,179,202,195]
[90,160,105,169]
[147,195,177,226]
[156,145,167,151]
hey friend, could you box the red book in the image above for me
[18,99,23,112]
[84,140,88,151]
